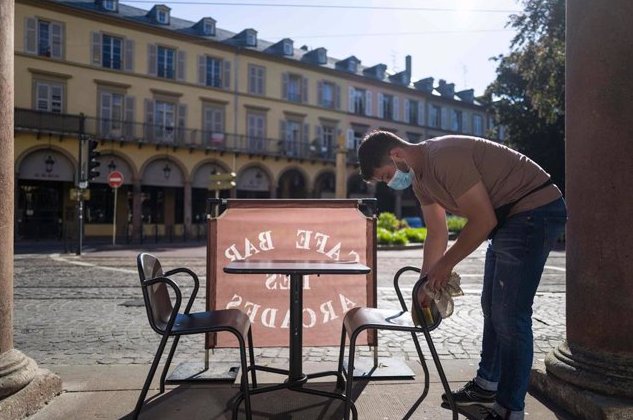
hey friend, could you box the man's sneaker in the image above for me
[441,380,496,407]
[483,409,505,419]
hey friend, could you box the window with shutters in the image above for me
[281,119,304,157]
[408,100,419,125]
[319,125,335,159]
[204,56,222,88]
[98,91,134,140]
[473,114,484,136]
[352,87,366,115]
[284,73,303,103]
[203,105,225,146]
[381,94,394,120]
[429,104,442,128]
[154,101,176,143]
[34,81,64,113]
[24,18,64,59]
[451,109,463,132]
[247,111,266,151]
[248,64,265,95]
[157,46,176,79]
[102,34,123,70]
[319,81,337,109]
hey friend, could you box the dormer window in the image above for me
[246,31,257,47]
[203,19,215,36]
[157,9,169,24]
[317,49,326,64]
[348,60,357,73]
[102,0,118,11]
[283,40,293,56]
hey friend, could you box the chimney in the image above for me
[405,55,412,79]
[438,80,455,98]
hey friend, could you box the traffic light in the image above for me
[87,139,101,181]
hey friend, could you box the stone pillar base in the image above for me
[0,368,62,420]
[546,341,633,399]
[530,367,633,420]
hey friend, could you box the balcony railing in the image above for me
[14,108,355,163]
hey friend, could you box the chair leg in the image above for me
[343,329,360,420]
[159,335,181,394]
[336,323,347,390]
[420,327,458,420]
[133,333,170,420]
[236,334,253,420]
[247,328,257,388]
[401,331,431,419]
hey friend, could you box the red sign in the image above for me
[107,170,124,188]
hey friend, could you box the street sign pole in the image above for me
[112,187,118,246]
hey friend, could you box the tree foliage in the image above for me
[484,0,566,190]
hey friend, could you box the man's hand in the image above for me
[426,259,453,292]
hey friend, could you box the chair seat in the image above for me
[343,307,418,335]
[171,308,251,337]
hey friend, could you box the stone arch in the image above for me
[236,164,272,198]
[313,170,336,198]
[140,156,186,187]
[16,146,76,182]
[277,166,308,198]
[91,152,136,186]
[191,159,231,189]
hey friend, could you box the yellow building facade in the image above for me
[14,0,497,243]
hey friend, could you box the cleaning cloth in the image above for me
[412,272,464,326]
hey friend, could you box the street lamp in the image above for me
[44,154,55,173]
[163,163,171,179]
[108,160,117,173]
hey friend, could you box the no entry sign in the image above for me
[107,170,124,188]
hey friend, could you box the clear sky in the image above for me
[125,0,522,96]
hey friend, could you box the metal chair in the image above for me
[134,252,257,420]
[337,266,459,420]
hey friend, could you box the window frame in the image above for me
[248,64,265,96]
[157,45,176,79]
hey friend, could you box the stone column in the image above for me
[532,1,633,418]
[132,179,142,242]
[183,181,191,240]
[0,1,61,416]
[335,134,347,198]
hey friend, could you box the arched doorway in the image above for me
[191,161,231,237]
[83,154,134,241]
[236,166,271,198]
[277,168,307,198]
[314,171,336,198]
[16,149,75,240]
[141,158,185,241]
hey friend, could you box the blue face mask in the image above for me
[387,168,413,190]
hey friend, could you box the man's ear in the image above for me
[389,147,405,160]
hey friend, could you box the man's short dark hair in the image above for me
[357,130,405,181]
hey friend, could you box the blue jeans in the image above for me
[476,197,567,413]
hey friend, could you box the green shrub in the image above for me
[403,227,427,243]
[392,230,409,245]
[447,216,467,233]
[377,227,394,244]
[377,212,401,232]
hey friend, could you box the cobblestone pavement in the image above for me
[12,242,566,367]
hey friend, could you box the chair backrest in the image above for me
[137,253,174,334]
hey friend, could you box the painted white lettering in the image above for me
[243,237,260,258]
[339,293,357,312]
[314,232,329,254]
[224,244,243,261]
[325,242,342,260]
[347,250,361,263]
[259,231,274,251]
[303,308,317,328]
[261,308,278,328]
[281,309,290,329]
[319,300,338,323]
[264,273,278,290]
[243,301,261,323]
[225,294,242,309]
[296,230,312,249]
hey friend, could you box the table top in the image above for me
[224,259,371,275]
